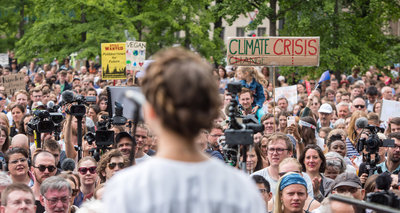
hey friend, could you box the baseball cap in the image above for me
[318,103,333,114]
[332,173,362,190]
[115,132,136,146]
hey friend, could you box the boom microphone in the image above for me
[47,100,55,109]
[355,117,368,129]
[61,90,75,104]
[61,158,76,171]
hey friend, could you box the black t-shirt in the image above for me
[35,200,45,213]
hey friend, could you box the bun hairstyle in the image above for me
[141,48,221,140]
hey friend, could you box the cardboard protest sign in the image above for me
[0,54,8,67]
[380,100,400,122]
[275,85,298,111]
[227,37,319,66]
[101,43,127,80]
[126,41,146,74]
[0,73,25,96]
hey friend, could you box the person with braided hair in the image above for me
[104,47,265,213]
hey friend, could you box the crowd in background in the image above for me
[0,50,399,213]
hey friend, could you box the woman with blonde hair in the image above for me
[346,111,367,158]
[237,66,266,113]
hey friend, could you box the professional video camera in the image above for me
[367,172,400,209]
[85,101,128,160]
[60,90,96,117]
[27,101,64,147]
[356,117,395,176]
[222,82,263,167]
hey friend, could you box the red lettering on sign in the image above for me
[308,39,317,55]
[294,39,303,55]
[273,39,283,55]
[284,39,291,55]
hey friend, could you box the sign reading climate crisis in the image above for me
[227,37,320,66]
[101,43,127,80]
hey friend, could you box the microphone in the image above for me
[355,117,368,129]
[47,100,55,109]
[61,90,74,104]
[124,90,145,106]
[61,158,76,171]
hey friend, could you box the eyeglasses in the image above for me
[72,189,80,197]
[259,189,269,193]
[78,166,97,175]
[108,162,125,170]
[34,165,56,173]
[9,158,27,165]
[278,171,301,177]
[354,105,365,109]
[267,148,289,154]
[44,196,70,205]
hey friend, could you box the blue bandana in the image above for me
[279,173,307,191]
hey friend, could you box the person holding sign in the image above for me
[237,66,266,114]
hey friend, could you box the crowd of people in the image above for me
[0,49,398,213]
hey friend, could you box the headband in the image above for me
[279,173,307,191]
[299,120,316,130]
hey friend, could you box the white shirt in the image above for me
[104,157,265,213]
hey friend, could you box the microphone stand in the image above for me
[76,115,83,161]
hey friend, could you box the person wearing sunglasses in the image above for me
[31,150,57,213]
[74,157,97,207]
[40,176,72,213]
[350,97,367,113]
[96,149,128,183]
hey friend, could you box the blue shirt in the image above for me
[240,79,265,108]
[376,161,400,174]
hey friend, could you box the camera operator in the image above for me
[376,132,400,174]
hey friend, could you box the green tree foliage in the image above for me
[279,0,400,78]
[3,0,226,66]
[0,0,32,52]
[14,0,137,62]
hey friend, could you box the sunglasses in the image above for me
[108,162,125,170]
[78,166,97,175]
[34,165,56,173]
[354,105,365,109]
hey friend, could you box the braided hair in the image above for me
[142,48,221,140]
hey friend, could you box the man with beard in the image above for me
[376,132,400,174]
[317,103,333,131]
[115,132,136,165]
[31,151,57,213]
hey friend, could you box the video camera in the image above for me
[60,90,96,117]
[85,101,127,149]
[222,82,263,167]
[224,82,264,145]
[356,117,395,175]
[367,172,400,209]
